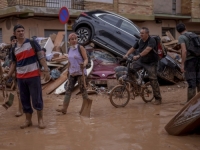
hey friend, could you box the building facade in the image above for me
[0,0,200,43]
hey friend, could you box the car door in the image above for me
[94,14,122,55]
[116,20,140,55]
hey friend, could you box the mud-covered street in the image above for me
[0,83,200,150]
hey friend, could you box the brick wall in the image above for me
[118,0,153,15]
[181,0,191,15]
[191,0,200,18]
[0,0,8,9]
[84,1,114,12]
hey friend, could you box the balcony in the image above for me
[0,0,84,18]
[1,0,84,9]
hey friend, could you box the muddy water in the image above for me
[0,84,200,150]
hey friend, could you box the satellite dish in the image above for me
[6,18,11,30]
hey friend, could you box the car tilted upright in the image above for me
[72,10,140,57]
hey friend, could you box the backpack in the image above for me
[151,36,167,60]
[30,39,42,68]
[183,32,200,57]
[138,36,167,60]
[68,44,91,69]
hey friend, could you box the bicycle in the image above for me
[109,58,154,108]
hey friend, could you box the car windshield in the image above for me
[90,50,117,64]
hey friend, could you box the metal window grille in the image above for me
[6,0,84,10]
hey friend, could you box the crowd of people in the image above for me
[1,22,199,129]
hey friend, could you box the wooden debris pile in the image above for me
[162,31,182,63]
[0,43,10,60]
[39,32,69,94]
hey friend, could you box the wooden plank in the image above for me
[52,55,67,61]
[166,48,181,54]
[166,31,175,41]
[47,62,64,67]
[42,80,54,90]
[43,69,68,95]
[54,32,65,47]
[163,40,178,46]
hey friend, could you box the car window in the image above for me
[98,15,120,26]
[120,21,139,36]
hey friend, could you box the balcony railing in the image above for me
[4,0,84,10]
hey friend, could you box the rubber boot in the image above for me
[150,80,162,105]
[197,84,200,93]
[187,88,196,102]
[37,110,46,129]
[56,103,69,114]
[180,88,196,105]
[20,113,32,129]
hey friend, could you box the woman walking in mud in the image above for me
[56,33,91,114]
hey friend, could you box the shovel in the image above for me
[79,63,93,117]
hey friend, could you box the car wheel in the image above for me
[76,27,91,46]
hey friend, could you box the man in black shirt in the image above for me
[124,27,162,105]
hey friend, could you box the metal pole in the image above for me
[65,23,68,53]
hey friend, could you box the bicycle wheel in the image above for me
[141,82,154,103]
[109,85,130,108]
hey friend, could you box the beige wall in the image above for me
[135,21,161,36]
[1,17,200,43]
[0,17,68,43]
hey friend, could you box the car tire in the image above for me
[76,27,91,46]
